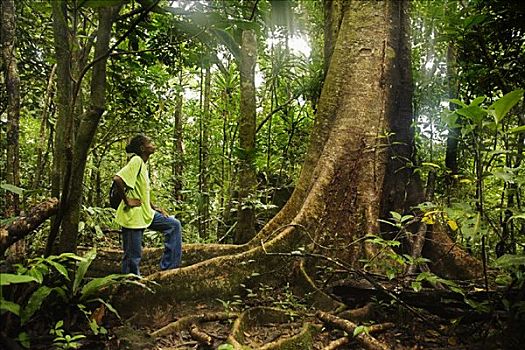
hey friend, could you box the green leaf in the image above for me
[494,254,525,268]
[217,344,234,350]
[73,249,97,294]
[411,281,422,292]
[489,89,524,124]
[492,169,515,183]
[21,286,54,325]
[449,98,467,108]
[0,298,21,315]
[421,162,440,169]
[27,268,45,284]
[0,274,38,286]
[17,332,30,349]
[80,274,125,300]
[508,125,525,134]
[353,325,369,337]
[509,214,525,222]
[455,105,487,125]
[390,211,402,222]
[471,96,486,106]
[0,183,25,196]
[91,298,121,319]
[46,260,70,280]
[210,28,240,60]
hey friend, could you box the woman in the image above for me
[113,134,182,275]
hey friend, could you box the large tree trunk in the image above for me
[1,0,21,217]
[235,29,258,244]
[117,0,481,318]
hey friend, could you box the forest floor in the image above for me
[97,286,517,350]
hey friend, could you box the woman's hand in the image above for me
[125,198,142,207]
[157,208,169,217]
[151,203,168,217]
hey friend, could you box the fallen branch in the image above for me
[0,198,59,256]
[316,311,390,350]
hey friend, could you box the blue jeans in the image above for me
[121,211,182,275]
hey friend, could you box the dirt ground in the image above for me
[101,289,519,350]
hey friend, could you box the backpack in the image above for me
[109,163,142,209]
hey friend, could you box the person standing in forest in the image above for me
[113,134,182,275]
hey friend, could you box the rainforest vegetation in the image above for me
[1,0,524,349]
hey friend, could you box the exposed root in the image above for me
[189,324,212,345]
[228,306,319,350]
[337,302,375,322]
[316,310,390,350]
[116,226,302,319]
[150,311,236,338]
[406,221,428,275]
[320,322,395,349]
[367,322,395,333]
[293,259,345,312]
[424,222,483,280]
[322,336,349,350]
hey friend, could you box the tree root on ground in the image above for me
[337,302,375,322]
[424,222,483,280]
[316,311,391,350]
[227,306,320,350]
[150,311,236,338]
[320,321,395,350]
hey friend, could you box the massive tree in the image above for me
[118,0,481,316]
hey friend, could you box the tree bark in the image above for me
[323,0,348,75]
[50,0,73,202]
[235,29,258,244]
[1,0,21,216]
[0,198,59,256]
[445,43,459,176]
[172,80,184,204]
[33,64,57,190]
[198,64,211,239]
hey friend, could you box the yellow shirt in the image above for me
[115,155,155,229]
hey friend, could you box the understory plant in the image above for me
[0,249,149,348]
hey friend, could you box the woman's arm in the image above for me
[113,175,141,207]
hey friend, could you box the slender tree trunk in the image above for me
[198,65,211,239]
[58,6,116,253]
[172,78,184,204]
[235,30,258,244]
[217,78,234,240]
[1,0,21,216]
[445,42,459,176]
[50,0,72,202]
[33,65,57,190]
